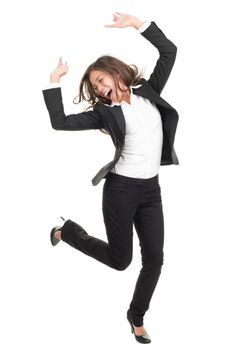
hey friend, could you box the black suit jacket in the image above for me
[42,21,179,186]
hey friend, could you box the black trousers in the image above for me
[61,172,164,327]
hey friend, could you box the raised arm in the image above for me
[105,13,177,95]
[140,21,177,95]
[42,88,104,130]
[42,57,104,130]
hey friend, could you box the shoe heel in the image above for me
[127,310,134,333]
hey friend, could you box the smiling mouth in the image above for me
[104,89,112,99]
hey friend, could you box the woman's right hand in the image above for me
[50,56,69,83]
[104,12,143,29]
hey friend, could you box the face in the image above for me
[89,69,128,104]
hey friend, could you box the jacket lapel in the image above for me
[109,79,175,137]
[132,81,174,109]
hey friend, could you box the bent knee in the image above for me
[113,257,132,271]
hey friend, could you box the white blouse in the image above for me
[107,85,163,179]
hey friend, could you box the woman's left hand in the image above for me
[104,12,143,29]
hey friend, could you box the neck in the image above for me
[119,88,131,104]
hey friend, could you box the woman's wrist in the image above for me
[50,74,60,83]
[132,18,144,29]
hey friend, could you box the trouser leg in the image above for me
[129,178,164,326]
[61,218,114,267]
[60,174,136,271]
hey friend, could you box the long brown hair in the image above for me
[73,55,145,134]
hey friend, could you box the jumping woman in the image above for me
[42,12,179,344]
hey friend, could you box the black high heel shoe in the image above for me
[50,216,66,246]
[126,309,151,344]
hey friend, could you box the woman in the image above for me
[42,12,179,344]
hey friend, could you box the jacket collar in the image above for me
[99,79,175,141]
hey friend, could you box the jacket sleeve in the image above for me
[140,21,177,95]
[42,87,104,130]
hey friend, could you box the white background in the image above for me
[1,0,233,349]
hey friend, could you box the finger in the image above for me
[105,25,120,28]
[104,24,117,27]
